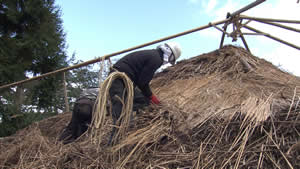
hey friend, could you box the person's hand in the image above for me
[150,94,160,105]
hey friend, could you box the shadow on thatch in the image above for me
[0,45,299,169]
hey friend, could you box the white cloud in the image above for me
[261,45,300,76]
[205,0,218,14]
[213,0,240,20]
[243,0,300,42]
[198,26,222,39]
[188,0,199,4]
[244,0,300,20]
[242,0,300,76]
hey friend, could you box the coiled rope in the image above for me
[90,71,134,145]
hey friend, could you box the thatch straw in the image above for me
[1,45,299,168]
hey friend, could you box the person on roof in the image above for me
[59,41,182,144]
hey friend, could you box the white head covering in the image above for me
[157,44,173,65]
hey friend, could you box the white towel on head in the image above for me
[157,44,172,64]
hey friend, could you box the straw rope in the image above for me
[90,71,134,145]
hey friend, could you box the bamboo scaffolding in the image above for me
[240,15,300,24]
[243,25,300,51]
[0,19,229,90]
[219,0,266,48]
[219,13,300,52]
[248,19,300,33]
[1,1,300,91]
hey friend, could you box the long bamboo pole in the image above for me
[240,33,251,52]
[238,19,251,52]
[0,19,229,90]
[250,19,300,33]
[230,0,266,17]
[240,15,300,24]
[219,24,229,49]
[63,72,69,112]
[243,25,300,50]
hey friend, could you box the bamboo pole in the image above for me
[237,19,251,52]
[209,22,229,35]
[240,33,251,52]
[230,0,266,17]
[240,33,268,36]
[0,19,229,90]
[243,25,300,51]
[63,72,69,112]
[250,19,300,33]
[219,23,229,49]
[240,15,300,24]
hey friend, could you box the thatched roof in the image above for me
[153,45,300,130]
[1,45,299,169]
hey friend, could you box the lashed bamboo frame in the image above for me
[219,0,267,49]
[0,19,229,90]
[1,0,300,112]
[219,14,300,52]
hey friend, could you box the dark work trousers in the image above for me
[109,78,126,122]
[108,77,150,145]
[108,78,127,145]
[59,98,95,144]
[59,81,150,145]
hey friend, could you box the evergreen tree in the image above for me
[0,0,67,81]
[0,0,68,136]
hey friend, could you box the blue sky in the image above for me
[55,0,300,76]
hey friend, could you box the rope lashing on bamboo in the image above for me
[91,71,134,144]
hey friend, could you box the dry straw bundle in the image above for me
[0,45,299,168]
[90,70,134,146]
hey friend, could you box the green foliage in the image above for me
[0,87,63,137]
[0,0,106,138]
[0,109,57,137]
[0,0,67,82]
[66,57,100,107]
[0,0,68,137]
[30,75,63,111]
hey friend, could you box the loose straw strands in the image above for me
[2,46,300,168]
[115,120,169,169]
